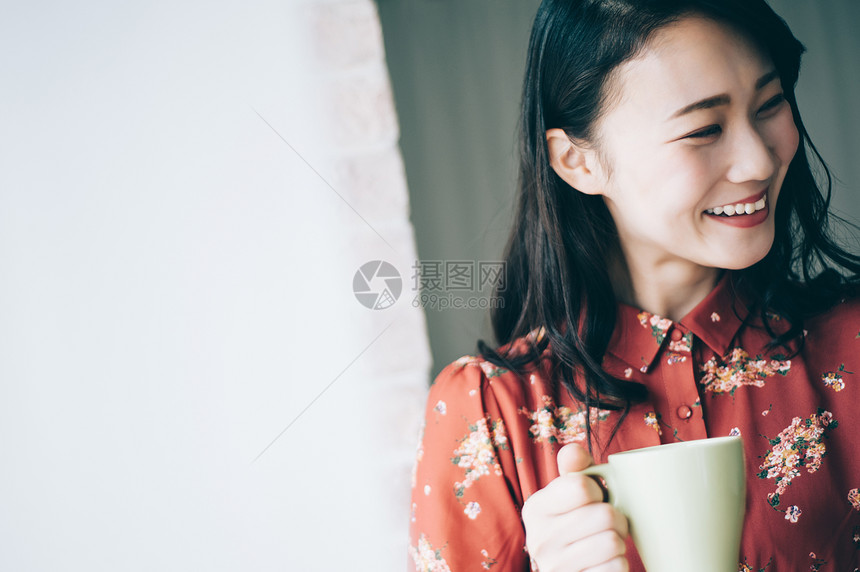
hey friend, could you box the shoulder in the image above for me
[427,355,523,423]
[419,344,565,463]
[429,341,552,422]
[804,294,860,340]
[433,354,518,389]
[799,294,860,373]
[433,327,548,392]
[427,344,596,454]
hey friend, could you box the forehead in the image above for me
[603,15,775,122]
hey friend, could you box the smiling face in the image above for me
[588,15,800,277]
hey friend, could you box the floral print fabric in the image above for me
[409,275,860,571]
[699,348,791,395]
[519,395,610,445]
[451,417,507,498]
[756,409,837,519]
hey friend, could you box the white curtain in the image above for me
[0,0,428,570]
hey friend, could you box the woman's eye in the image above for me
[758,93,786,115]
[686,125,722,139]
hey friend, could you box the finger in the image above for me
[523,473,607,516]
[557,442,593,474]
[582,556,629,572]
[564,502,630,541]
[528,501,629,549]
[564,529,627,570]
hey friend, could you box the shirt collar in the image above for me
[606,272,751,371]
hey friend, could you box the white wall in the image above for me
[0,0,428,570]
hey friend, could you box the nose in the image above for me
[725,123,776,184]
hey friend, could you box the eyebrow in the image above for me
[668,69,780,120]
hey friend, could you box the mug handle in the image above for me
[574,464,617,506]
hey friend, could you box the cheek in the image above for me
[659,153,717,212]
[768,111,800,166]
[605,145,714,227]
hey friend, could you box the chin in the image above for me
[714,237,775,271]
[720,221,775,270]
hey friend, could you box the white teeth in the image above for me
[706,195,768,217]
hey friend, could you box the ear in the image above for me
[545,128,606,196]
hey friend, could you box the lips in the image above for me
[704,187,770,229]
[705,189,768,217]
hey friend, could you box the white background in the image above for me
[0,1,428,570]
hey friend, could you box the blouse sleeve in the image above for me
[408,358,530,571]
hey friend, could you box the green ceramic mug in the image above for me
[577,436,746,572]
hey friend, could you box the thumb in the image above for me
[556,442,594,475]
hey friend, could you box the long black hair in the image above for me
[477,0,860,446]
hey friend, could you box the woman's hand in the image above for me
[522,443,630,571]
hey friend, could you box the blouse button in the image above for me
[670,329,684,342]
[677,405,693,419]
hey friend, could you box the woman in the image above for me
[409,1,860,570]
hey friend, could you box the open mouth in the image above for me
[705,194,767,217]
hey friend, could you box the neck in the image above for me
[611,251,721,322]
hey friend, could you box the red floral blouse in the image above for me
[408,275,860,571]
